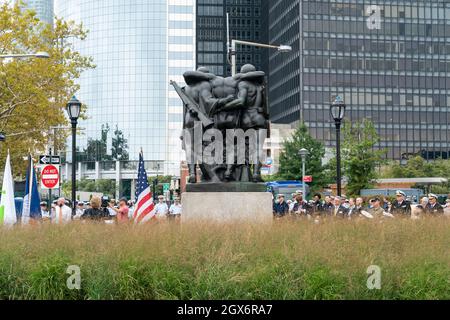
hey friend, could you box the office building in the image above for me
[268,1,450,160]
[56,0,195,197]
[196,0,268,76]
[19,0,54,25]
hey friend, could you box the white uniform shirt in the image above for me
[128,207,134,219]
[52,205,72,224]
[155,202,169,218]
[41,210,51,220]
[169,203,182,215]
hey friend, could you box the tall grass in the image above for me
[0,218,449,300]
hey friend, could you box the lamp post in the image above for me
[226,13,291,76]
[330,96,347,197]
[66,96,81,216]
[0,51,50,60]
[298,148,309,198]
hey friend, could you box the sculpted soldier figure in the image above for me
[220,64,269,182]
[211,75,241,130]
[173,67,233,183]
[173,67,213,183]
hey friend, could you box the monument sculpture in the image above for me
[171,64,270,188]
[171,64,273,222]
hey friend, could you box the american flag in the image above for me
[133,151,156,223]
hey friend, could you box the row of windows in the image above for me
[303,20,450,37]
[197,5,223,17]
[169,36,194,45]
[228,7,260,17]
[303,1,450,20]
[303,91,450,107]
[197,41,224,52]
[304,56,450,73]
[303,74,450,90]
[226,0,262,6]
[168,5,193,14]
[304,38,450,55]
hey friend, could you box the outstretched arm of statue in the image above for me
[221,87,247,111]
[209,95,236,115]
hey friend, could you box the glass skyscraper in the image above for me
[19,0,54,25]
[55,0,195,177]
[196,0,268,76]
[268,1,450,160]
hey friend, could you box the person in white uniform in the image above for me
[154,195,169,219]
[168,197,182,222]
[52,198,72,224]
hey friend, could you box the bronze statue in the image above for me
[171,64,269,184]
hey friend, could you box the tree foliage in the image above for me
[382,156,450,194]
[341,119,386,195]
[0,2,94,175]
[277,123,331,191]
[62,179,116,198]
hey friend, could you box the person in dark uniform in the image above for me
[322,195,334,215]
[292,191,311,217]
[273,194,289,219]
[389,190,412,217]
[311,193,323,215]
[425,194,444,216]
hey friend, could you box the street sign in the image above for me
[303,176,313,183]
[163,183,170,192]
[41,165,60,190]
[39,155,61,165]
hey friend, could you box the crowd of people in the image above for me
[38,195,182,224]
[273,190,450,221]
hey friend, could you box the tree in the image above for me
[62,179,116,198]
[111,125,129,161]
[341,119,386,195]
[0,3,94,175]
[277,123,331,191]
[382,156,450,194]
[383,156,431,178]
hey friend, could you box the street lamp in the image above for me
[0,51,50,59]
[298,148,310,198]
[330,95,347,197]
[66,96,82,216]
[226,13,291,76]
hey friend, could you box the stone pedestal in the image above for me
[182,192,273,223]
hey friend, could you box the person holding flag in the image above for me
[0,151,17,227]
[22,154,42,225]
[133,150,157,224]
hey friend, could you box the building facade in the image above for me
[268,1,450,160]
[56,0,195,197]
[196,0,268,76]
[19,0,54,25]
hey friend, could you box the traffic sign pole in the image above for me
[48,148,52,207]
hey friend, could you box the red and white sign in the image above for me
[41,165,60,190]
[303,176,313,183]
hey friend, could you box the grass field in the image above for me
[0,218,449,300]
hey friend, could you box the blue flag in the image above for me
[22,155,41,224]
